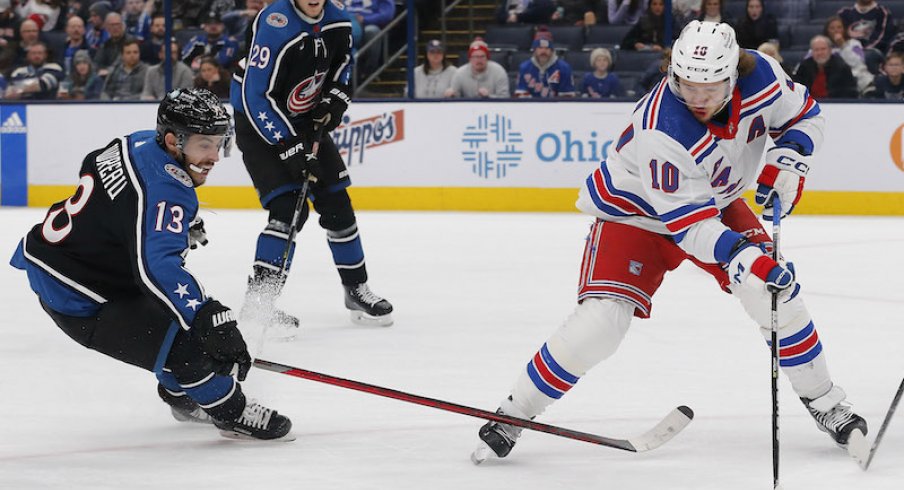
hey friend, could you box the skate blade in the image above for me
[218,429,297,442]
[846,428,870,469]
[349,310,393,327]
[470,441,496,465]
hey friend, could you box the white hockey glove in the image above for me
[755,146,810,220]
[726,239,795,293]
[188,217,208,250]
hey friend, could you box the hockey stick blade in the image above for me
[849,377,904,470]
[253,358,694,452]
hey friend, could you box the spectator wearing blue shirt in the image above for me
[5,42,63,100]
[62,14,91,74]
[345,0,395,78]
[515,29,576,98]
[122,0,152,40]
[580,47,624,97]
[181,10,239,71]
[872,51,904,99]
[85,1,111,51]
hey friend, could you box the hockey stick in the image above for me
[278,127,325,280]
[849,377,904,470]
[253,358,694,452]
[770,195,782,490]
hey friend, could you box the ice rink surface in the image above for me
[1,208,902,490]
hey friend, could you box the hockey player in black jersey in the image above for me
[230,0,393,333]
[9,88,292,441]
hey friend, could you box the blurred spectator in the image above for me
[871,51,904,98]
[141,40,192,100]
[889,31,904,55]
[552,1,602,26]
[411,39,456,99]
[100,38,148,100]
[837,0,897,53]
[100,38,145,100]
[735,0,778,49]
[0,2,20,74]
[170,0,212,31]
[63,1,91,23]
[696,0,727,23]
[85,1,111,51]
[345,0,395,79]
[497,0,557,24]
[515,29,575,97]
[580,47,623,97]
[16,0,62,33]
[10,18,42,69]
[139,13,165,64]
[193,55,230,98]
[635,49,667,93]
[62,15,90,74]
[122,0,152,40]
[448,37,509,98]
[222,0,265,41]
[825,15,875,95]
[757,41,792,75]
[181,10,239,71]
[58,48,102,99]
[793,35,858,99]
[5,42,63,99]
[608,0,648,25]
[621,0,668,51]
[94,12,134,77]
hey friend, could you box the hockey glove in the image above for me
[188,217,208,250]
[311,84,351,132]
[278,135,323,182]
[726,239,795,293]
[192,300,252,381]
[755,146,810,220]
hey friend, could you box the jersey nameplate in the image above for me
[95,145,128,200]
[164,164,194,188]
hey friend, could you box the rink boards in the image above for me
[1,101,903,214]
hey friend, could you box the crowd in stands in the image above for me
[415,0,904,100]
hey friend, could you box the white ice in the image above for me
[1,208,902,490]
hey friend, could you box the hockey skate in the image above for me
[157,384,212,425]
[471,397,529,465]
[344,283,393,327]
[213,399,294,441]
[801,385,868,447]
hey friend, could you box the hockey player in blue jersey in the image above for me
[231,0,393,332]
[473,21,867,463]
[10,88,292,441]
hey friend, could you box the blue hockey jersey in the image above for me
[10,131,209,330]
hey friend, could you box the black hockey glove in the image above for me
[188,217,208,250]
[191,300,251,381]
[311,84,351,132]
[278,134,323,182]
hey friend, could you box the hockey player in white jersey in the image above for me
[472,21,867,463]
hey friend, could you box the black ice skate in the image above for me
[213,400,294,441]
[344,283,393,326]
[801,385,868,447]
[157,384,212,424]
[471,397,529,464]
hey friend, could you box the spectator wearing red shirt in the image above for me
[793,35,858,99]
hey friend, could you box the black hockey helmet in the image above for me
[156,88,230,140]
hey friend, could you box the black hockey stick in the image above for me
[769,195,782,490]
[849,377,904,470]
[278,127,325,280]
[253,358,694,452]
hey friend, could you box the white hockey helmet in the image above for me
[668,21,740,107]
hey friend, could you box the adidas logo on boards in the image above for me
[0,112,27,134]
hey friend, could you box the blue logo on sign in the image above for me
[461,114,523,179]
[0,105,28,206]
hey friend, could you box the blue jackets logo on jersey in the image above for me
[461,113,524,179]
[266,12,288,28]
[288,71,327,114]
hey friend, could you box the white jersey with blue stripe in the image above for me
[577,50,823,262]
